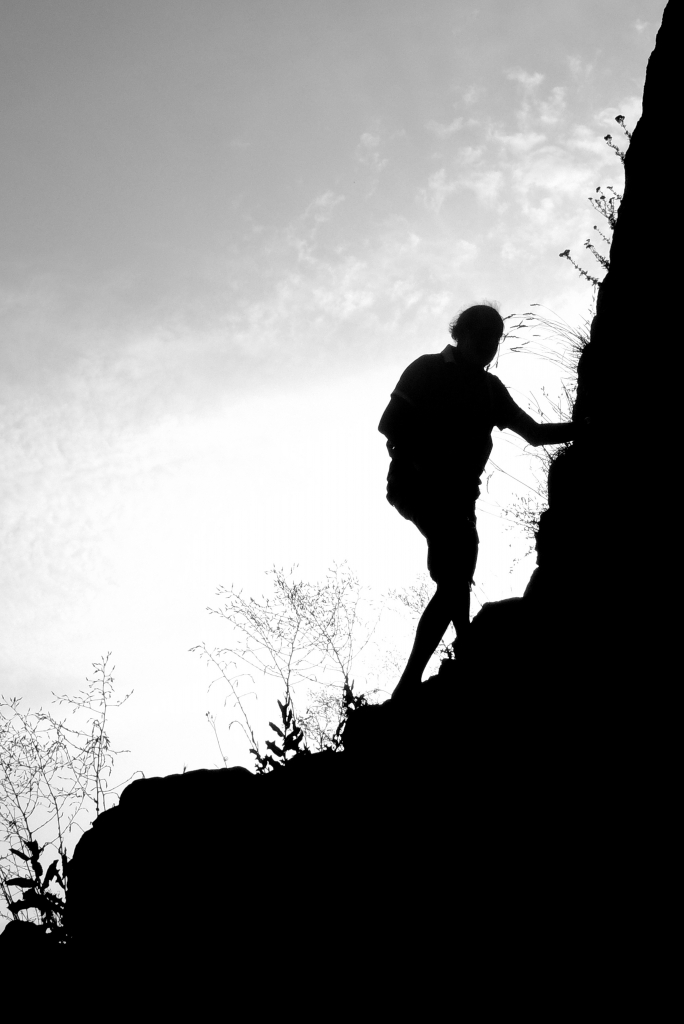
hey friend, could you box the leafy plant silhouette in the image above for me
[194,563,380,772]
[558,114,631,287]
[256,691,308,773]
[0,655,136,938]
[3,838,68,934]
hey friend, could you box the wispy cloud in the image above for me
[355,132,389,176]
[595,97,643,132]
[219,215,479,365]
[305,191,346,224]
[285,190,346,263]
[411,64,633,266]
[567,55,595,81]
[462,85,482,106]
[417,168,460,212]
[506,69,545,90]
[426,115,464,138]
[454,169,505,209]
[489,130,547,153]
[538,87,566,125]
[354,127,406,196]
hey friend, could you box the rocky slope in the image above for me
[10,3,675,1008]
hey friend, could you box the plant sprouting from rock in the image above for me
[193,563,381,772]
[558,114,631,287]
[495,116,630,548]
[0,656,135,936]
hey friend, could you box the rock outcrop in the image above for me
[466,0,678,691]
[57,3,678,1008]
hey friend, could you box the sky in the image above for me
[0,0,666,793]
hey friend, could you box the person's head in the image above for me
[449,303,504,367]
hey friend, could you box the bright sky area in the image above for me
[1,1,665,790]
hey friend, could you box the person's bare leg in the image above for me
[451,581,470,634]
[450,582,471,655]
[393,583,462,699]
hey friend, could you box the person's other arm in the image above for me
[378,391,424,449]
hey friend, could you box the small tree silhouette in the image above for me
[193,563,381,772]
[0,656,136,938]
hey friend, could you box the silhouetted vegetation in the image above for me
[558,114,631,287]
[9,0,671,989]
[193,563,383,771]
[0,656,136,937]
[497,116,631,542]
[499,306,589,539]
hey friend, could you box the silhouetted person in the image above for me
[379,304,580,700]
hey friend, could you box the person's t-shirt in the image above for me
[378,344,524,498]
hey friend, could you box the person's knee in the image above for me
[427,582,450,608]
[434,579,469,603]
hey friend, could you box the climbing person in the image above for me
[379,303,581,700]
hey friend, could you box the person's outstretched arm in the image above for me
[508,409,583,447]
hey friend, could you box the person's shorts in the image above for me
[412,503,478,587]
[386,454,479,587]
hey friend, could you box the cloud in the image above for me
[458,145,484,165]
[219,221,478,360]
[504,68,560,136]
[354,127,406,196]
[426,116,464,138]
[595,97,642,134]
[567,56,594,81]
[500,240,522,261]
[455,169,505,208]
[515,152,594,195]
[462,85,482,106]
[408,61,635,265]
[569,124,615,157]
[490,130,547,153]
[417,168,460,213]
[538,87,566,125]
[355,132,389,175]
[304,191,346,226]
[506,69,544,90]
[285,190,346,263]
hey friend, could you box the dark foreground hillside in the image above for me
[4,2,677,1010]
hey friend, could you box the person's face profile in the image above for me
[460,330,500,367]
[480,332,501,366]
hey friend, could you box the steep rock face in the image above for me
[470,0,678,684]
[60,4,676,1005]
